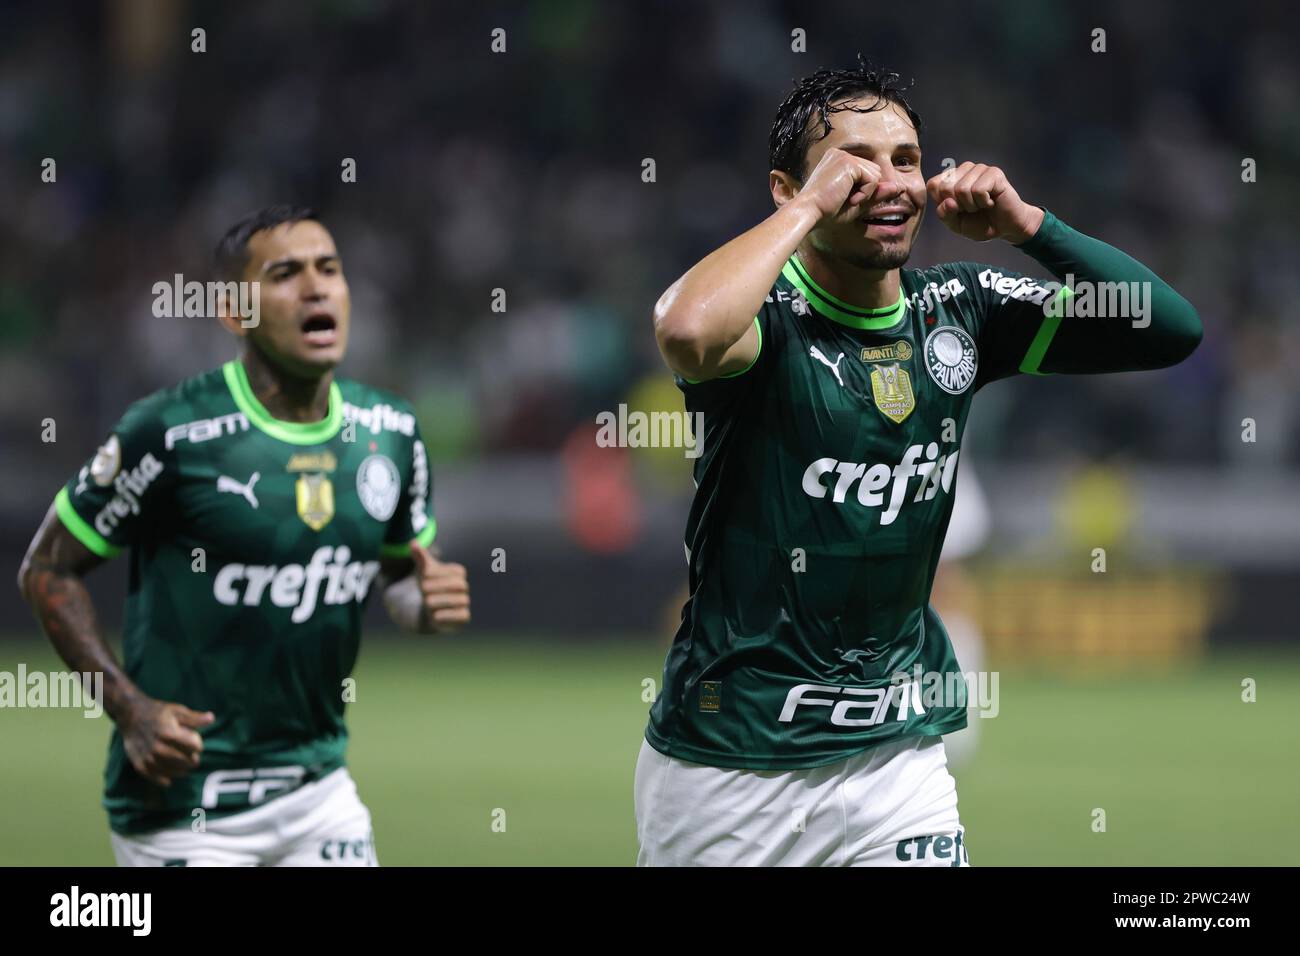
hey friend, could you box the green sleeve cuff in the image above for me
[380,517,437,558]
[1013,207,1063,256]
[681,316,762,385]
[54,487,122,558]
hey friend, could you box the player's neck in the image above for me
[239,347,333,424]
[794,244,901,311]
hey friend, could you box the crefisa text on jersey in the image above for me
[213,545,381,623]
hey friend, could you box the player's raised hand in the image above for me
[119,697,214,787]
[926,162,1044,244]
[410,540,471,633]
[794,147,890,221]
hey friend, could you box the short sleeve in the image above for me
[55,400,172,558]
[674,293,786,408]
[379,418,437,558]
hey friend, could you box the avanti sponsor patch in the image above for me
[859,339,913,363]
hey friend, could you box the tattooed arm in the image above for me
[17,503,213,786]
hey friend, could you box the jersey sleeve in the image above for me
[674,287,787,406]
[54,398,173,559]
[969,209,1202,389]
[379,416,437,558]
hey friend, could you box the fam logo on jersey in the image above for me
[287,451,337,531]
[164,412,249,450]
[778,680,928,727]
[790,292,811,316]
[201,766,305,809]
[924,326,978,394]
[356,454,400,522]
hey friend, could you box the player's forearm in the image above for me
[1016,210,1203,371]
[654,198,819,376]
[19,566,143,723]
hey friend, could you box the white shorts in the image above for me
[110,768,377,867]
[634,735,968,866]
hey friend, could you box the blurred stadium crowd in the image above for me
[0,0,1296,647]
[1,0,1297,487]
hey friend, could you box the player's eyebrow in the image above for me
[837,141,921,154]
[260,253,339,274]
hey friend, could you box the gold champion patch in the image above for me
[289,452,337,531]
[295,473,335,531]
[860,339,913,363]
[870,362,916,424]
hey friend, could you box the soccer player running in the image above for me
[638,64,1201,866]
[17,206,470,866]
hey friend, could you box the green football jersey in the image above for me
[56,359,436,833]
[647,251,1069,770]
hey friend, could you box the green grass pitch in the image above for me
[0,637,1295,865]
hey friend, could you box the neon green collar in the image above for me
[223,360,343,445]
[782,255,906,330]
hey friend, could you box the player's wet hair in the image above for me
[769,56,921,180]
[214,204,320,279]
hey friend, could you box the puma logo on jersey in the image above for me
[217,472,260,509]
[809,346,846,387]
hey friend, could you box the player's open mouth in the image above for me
[301,313,339,347]
[862,208,912,238]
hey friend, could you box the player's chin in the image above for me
[285,344,347,376]
[849,238,913,270]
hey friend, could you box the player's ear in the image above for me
[214,283,249,338]
[771,169,801,209]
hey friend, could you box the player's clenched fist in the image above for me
[120,697,215,787]
[410,541,471,632]
[925,161,1043,244]
[793,147,889,221]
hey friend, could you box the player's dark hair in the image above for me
[214,204,320,279]
[769,56,921,180]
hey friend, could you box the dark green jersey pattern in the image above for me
[56,360,436,833]
[647,210,1201,769]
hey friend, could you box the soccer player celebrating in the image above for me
[638,63,1201,866]
[17,206,470,866]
